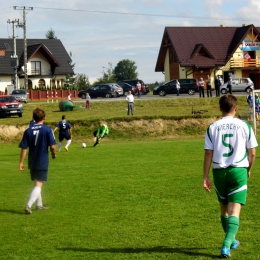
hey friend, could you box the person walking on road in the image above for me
[198,77,205,98]
[215,76,221,97]
[206,75,212,97]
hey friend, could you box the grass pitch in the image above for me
[0,138,260,259]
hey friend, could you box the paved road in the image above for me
[74,92,248,103]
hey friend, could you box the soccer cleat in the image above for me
[220,247,231,258]
[25,206,32,214]
[64,147,68,151]
[230,240,240,249]
[36,205,50,210]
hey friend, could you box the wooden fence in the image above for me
[0,90,79,101]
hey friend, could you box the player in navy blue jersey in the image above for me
[53,115,72,151]
[19,108,56,214]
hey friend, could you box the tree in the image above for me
[94,62,117,84]
[113,59,138,82]
[65,51,76,87]
[45,28,57,39]
[74,74,91,90]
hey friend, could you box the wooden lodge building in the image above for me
[155,24,260,89]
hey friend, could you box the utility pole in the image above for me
[7,19,19,90]
[14,6,33,93]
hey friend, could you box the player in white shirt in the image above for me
[203,94,258,258]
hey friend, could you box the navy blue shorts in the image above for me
[30,169,48,182]
[59,132,71,142]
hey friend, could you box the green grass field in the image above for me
[1,138,260,260]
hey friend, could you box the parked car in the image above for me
[220,78,254,94]
[11,89,28,103]
[153,78,199,96]
[78,84,117,99]
[117,82,137,96]
[108,83,124,97]
[121,79,144,86]
[0,95,23,117]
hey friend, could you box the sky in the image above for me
[0,0,260,84]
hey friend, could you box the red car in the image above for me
[0,95,23,117]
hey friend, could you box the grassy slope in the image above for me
[0,96,253,143]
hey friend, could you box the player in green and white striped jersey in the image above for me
[203,94,258,258]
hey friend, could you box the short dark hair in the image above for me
[219,94,237,113]
[62,115,66,120]
[33,108,46,123]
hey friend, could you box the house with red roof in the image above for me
[0,39,74,92]
[155,24,260,88]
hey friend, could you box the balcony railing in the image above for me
[27,68,52,76]
[230,58,260,68]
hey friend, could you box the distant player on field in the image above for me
[19,108,56,214]
[93,121,109,147]
[203,95,258,258]
[54,115,72,152]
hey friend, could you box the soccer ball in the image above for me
[81,143,86,148]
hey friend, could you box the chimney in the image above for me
[220,24,226,27]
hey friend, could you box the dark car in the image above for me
[122,79,144,86]
[11,89,28,103]
[153,78,199,96]
[78,84,117,99]
[0,95,23,117]
[117,82,137,96]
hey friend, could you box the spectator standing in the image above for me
[198,77,205,98]
[53,115,72,152]
[176,79,180,96]
[67,93,73,104]
[256,103,260,120]
[206,75,212,97]
[203,95,258,258]
[126,90,134,116]
[246,91,253,112]
[218,75,223,85]
[255,93,259,106]
[85,93,91,110]
[214,76,221,97]
[136,81,141,98]
[227,77,232,94]
[19,108,56,214]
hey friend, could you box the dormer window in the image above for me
[31,61,41,75]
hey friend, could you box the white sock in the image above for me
[27,186,41,208]
[58,142,61,151]
[66,139,72,148]
[36,193,42,207]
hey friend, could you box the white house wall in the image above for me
[164,49,170,82]
[28,52,51,75]
[0,75,12,92]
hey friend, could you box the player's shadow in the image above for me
[57,246,216,258]
[0,209,25,215]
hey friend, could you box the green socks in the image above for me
[222,216,239,248]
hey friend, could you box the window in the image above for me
[179,79,186,84]
[31,61,41,75]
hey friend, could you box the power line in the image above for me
[30,6,258,22]
[0,6,258,22]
